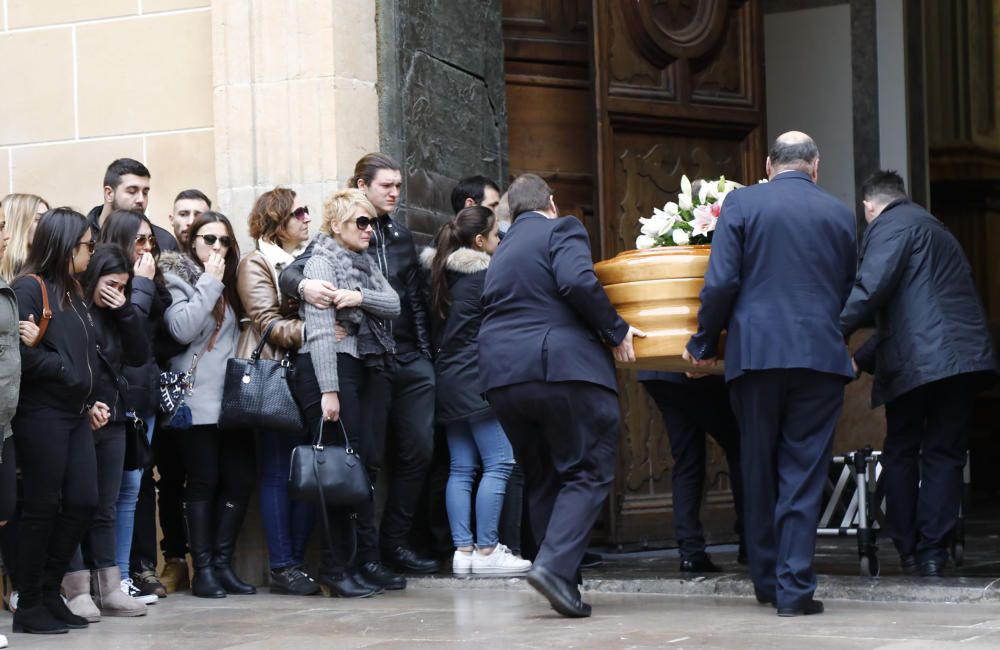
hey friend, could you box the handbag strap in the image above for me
[26,274,52,348]
[251,320,280,361]
[314,417,353,453]
[188,321,221,377]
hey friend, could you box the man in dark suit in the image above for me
[841,171,997,577]
[479,173,642,618]
[684,132,857,616]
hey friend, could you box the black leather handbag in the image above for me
[122,411,152,471]
[288,418,371,509]
[219,321,303,434]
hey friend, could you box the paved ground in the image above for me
[4,587,1000,649]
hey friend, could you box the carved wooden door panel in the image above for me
[592,0,766,546]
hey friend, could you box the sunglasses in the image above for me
[196,234,232,247]
[77,240,96,253]
[353,216,375,230]
[135,233,157,245]
[292,206,310,221]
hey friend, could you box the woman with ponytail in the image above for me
[423,206,530,576]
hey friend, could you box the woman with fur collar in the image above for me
[235,187,319,596]
[294,189,399,598]
[158,212,255,599]
[426,206,530,577]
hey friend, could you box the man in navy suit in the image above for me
[684,132,857,616]
[479,173,642,618]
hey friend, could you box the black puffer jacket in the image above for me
[422,246,493,424]
[93,300,151,422]
[841,199,998,406]
[280,215,432,361]
[122,276,172,414]
[13,276,98,415]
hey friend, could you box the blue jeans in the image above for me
[445,415,515,548]
[115,413,154,579]
[259,428,317,570]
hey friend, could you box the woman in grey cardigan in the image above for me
[159,212,255,599]
[294,189,400,598]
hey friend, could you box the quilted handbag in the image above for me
[219,321,303,434]
[288,418,371,509]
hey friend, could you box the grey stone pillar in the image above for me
[376,0,509,244]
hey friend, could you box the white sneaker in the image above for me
[452,550,473,575]
[0,631,7,648]
[121,578,158,605]
[470,544,532,575]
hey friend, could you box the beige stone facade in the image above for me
[1,0,379,247]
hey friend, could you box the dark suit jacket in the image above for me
[686,171,857,382]
[478,212,629,394]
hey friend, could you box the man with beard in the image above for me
[86,158,177,251]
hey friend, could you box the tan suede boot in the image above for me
[92,567,146,617]
[61,570,100,623]
[160,557,191,593]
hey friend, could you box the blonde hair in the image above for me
[0,193,49,281]
[322,189,376,236]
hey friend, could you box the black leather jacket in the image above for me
[280,214,432,361]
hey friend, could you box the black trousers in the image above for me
[295,353,381,571]
[883,374,974,564]
[729,369,844,610]
[487,381,620,582]
[0,436,16,522]
[131,418,189,572]
[12,407,98,609]
[643,380,744,560]
[70,423,126,571]
[179,424,255,504]
[368,356,435,551]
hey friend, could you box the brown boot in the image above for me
[92,567,146,617]
[160,558,191,593]
[60,570,100,623]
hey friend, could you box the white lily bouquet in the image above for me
[635,175,743,249]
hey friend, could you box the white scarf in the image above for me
[257,238,306,291]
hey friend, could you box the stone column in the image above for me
[212,0,380,247]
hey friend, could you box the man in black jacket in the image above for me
[841,170,997,577]
[280,153,438,589]
[86,158,177,251]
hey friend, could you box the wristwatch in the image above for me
[297,279,307,300]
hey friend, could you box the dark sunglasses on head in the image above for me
[196,234,232,247]
[353,216,375,230]
[292,206,310,221]
[77,240,96,253]
[135,234,157,245]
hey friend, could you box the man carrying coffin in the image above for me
[479,173,643,618]
[684,131,857,616]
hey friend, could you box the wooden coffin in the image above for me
[595,245,724,374]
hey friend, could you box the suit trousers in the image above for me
[728,369,844,610]
[642,380,744,560]
[883,374,973,564]
[487,380,620,582]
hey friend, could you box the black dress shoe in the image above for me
[318,573,376,598]
[360,561,407,590]
[349,568,385,594]
[526,565,591,618]
[680,554,722,573]
[580,552,603,569]
[899,554,918,573]
[383,545,440,574]
[920,559,944,577]
[777,599,824,617]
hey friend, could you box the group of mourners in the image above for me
[0,154,533,638]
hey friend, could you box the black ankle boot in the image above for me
[184,501,225,598]
[12,604,68,634]
[42,591,89,628]
[212,499,256,595]
[318,573,375,598]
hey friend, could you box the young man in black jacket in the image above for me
[280,153,439,589]
[86,158,177,252]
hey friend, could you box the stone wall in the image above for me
[376,0,508,244]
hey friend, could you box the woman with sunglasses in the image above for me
[96,210,172,604]
[295,189,399,598]
[0,193,50,282]
[10,208,100,634]
[159,213,254,599]
[236,188,318,596]
[61,244,150,620]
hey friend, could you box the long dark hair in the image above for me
[81,244,134,307]
[430,205,495,320]
[98,209,164,285]
[185,211,242,319]
[18,207,90,307]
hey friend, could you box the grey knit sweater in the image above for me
[300,234,400,393]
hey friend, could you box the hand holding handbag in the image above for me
[288,418,371,509]
[219,320,303,434]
